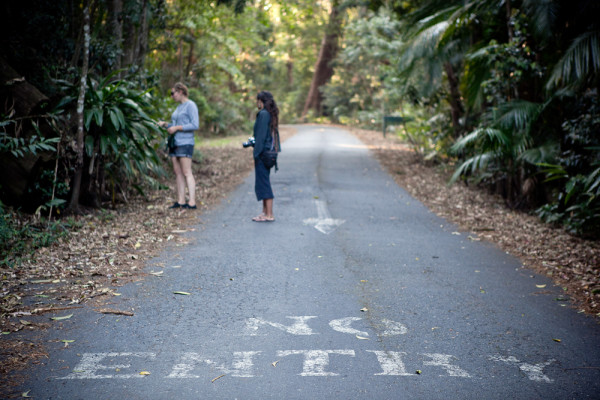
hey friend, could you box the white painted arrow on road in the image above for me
[303,200,345,235]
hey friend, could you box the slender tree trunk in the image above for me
[301,1,342,119]
[185,36,195,78]
[177,37,184,80]
[121,0,138,68]
[444,62,464,138]
[69,0,91,212]
[135,0,149,67]
[108,0,123,71]
[286,61,293,87]
[506,0,513,42]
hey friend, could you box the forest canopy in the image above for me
[0,0,599,242]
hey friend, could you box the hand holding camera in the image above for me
[242,137,256,148]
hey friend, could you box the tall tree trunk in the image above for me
[184,36,195,78]
[121,0,138,68]
[506,0,513,42]
[135,0,149,67]
[69,0,91,212]
[177,37,184,80]
[108,0,124,71]
[444,62,464,138]
[286,60,293,87]
[301,1,342,119]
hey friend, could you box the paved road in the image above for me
[21,125,600,399]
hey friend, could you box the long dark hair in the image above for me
[257,91,279,132]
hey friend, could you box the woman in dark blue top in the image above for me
[251,91,280,222]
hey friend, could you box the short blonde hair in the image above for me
[173,82,188,96]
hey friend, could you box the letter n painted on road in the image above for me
[244,316,318,336]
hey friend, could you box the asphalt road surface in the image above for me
[20,125,600,399]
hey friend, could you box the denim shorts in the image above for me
[169,145,194,158]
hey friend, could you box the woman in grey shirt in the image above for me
[158,82,199,209]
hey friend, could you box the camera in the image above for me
[242,137,256,148]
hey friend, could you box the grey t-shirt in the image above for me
[168,100,199,146]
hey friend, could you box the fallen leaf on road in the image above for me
[150,271,164,276]
[97,309,134,316]
[173,291,191,295]
[139,371,151,376]
[415,370,422,374]
[553,338,561,342]
[50,314,73,321]
[360,307,368,312]
[61,340,75,343]
[211,374,226,383]
[356,335,369,340]
[271,360,280,367]
[536,284,547,288]
[22,390,31,398]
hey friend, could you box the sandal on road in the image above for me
[252,215,275,222]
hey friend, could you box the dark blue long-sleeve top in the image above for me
[253,109,273,159]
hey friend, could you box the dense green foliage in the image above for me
[0,0,598,261]
[319,0,599,238]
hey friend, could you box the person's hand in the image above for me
[167,126,179,134]
[157,121,167,128]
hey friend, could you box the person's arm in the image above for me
[253,110,270,158]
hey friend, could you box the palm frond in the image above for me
[464,44,498,109]
[523,0,558,41]
[451,127,506,153]
[585,166,600,195]
[547,30,600,90]
[449,152,493,184]
[399,21,450,67]
[495,100,543,132]
[519,142,560,166]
